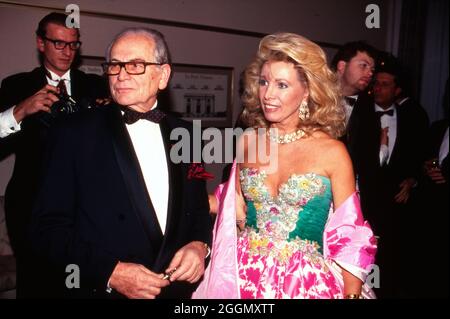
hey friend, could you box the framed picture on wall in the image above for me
[162,63,234,128]
[78,55,105,76]
[78,58,234,128]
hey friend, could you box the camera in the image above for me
[50,93,81,117]
[39,93,99,127]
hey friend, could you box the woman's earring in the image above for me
[298,100,310,120]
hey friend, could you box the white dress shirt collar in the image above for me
[45,68,72,95]
[374,103,396,113]
[45,68,71,82]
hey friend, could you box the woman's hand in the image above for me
[208,194,218,214]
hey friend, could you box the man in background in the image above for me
[0,12,108,297]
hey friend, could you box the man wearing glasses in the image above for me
[31,27,212,298]
[0,12,108,298]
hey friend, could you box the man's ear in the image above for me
[158,64,171,90]
[395,87,402,98]
[336,61,346,75]
[36,36,45,53]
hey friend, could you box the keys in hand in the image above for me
[163,268,177,281]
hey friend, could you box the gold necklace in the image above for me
[267,128,306,144]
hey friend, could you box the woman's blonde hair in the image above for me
[241,33,345,138]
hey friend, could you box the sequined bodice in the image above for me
[240,167,332,253]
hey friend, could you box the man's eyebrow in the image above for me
[109,58,146,62]
[363,59,375,67]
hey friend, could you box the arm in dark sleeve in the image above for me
[86,73,110,99]
[31,120,118,291]
[186,177,213,247]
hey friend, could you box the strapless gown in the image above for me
[237,167,341,298]
[192,162,377,299]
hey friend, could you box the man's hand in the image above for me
[95,97,112,106]
[395,177,416,204]
[165,241,208,284]
[13,84,59,123]
[380,127,389,146]
[108,262,169,299]
[424,159,447,184]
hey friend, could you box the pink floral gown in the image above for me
[193,163,377,299]
[238,168,350,298]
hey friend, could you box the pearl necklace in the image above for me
[267,128,306,144]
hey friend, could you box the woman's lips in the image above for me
[264,104,280,112]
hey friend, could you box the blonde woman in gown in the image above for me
[194,33,377,299]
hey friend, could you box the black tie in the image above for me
[345,96,357,107]
[45,69,69,97]
[122,107,166,124]
[57,80,68,97]
[376,109,394,118]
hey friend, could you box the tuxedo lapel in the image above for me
[69,69,80,100]
[69,69,86,102]
[388,108,402,168]
[34,67,48,91]
[107,105,164,255]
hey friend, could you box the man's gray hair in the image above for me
[105,27,170,64]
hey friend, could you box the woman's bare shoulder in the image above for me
[308,132,349,161]
[309,131,344,147]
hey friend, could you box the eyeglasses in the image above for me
[102,61,163,75]
[43,36,82,50]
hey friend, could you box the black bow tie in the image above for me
[345,96,357,107]
[121,107,166,124]
[376,109,394,118]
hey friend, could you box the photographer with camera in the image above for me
[0,12,108,298]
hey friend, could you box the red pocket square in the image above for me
[187,163,214,180]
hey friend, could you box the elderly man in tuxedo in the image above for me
[0,12,108,298]
[31,27,212,298]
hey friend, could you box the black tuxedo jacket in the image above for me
[31,104,212,298]
[0,66,108,255]
[341,92,380,223]
[397,97,430,164]
[423,119,449,239]
[376,107,421,196]
[343,92,379,181]
[356,104,424,234]
[382,106,425,183]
